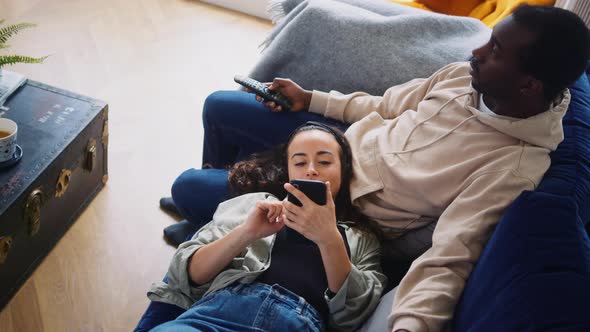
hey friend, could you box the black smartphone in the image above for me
[287,179,327,206]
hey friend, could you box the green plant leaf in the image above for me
[0,23,36,45]
[0,20,47,70]
[0,54,47,67]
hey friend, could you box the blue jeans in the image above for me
[151,282,325,332]
[173,90,348,226]
[134,300,185,332]
[171,168,231,228]
[202,90,348,168]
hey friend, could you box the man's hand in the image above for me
[251,78,312,113]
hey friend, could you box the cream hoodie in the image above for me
[308,62,569,332]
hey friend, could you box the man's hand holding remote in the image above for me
[255,78,312,113]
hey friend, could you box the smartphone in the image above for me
[287,179,327,206]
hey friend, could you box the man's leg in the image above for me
[171,168,231,228]
[162,169,231,246]
[133,301,185,332]
[202,90,348,168]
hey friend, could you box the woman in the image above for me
[146,122,386,331]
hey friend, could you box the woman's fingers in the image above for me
[282,199,303,222]
[257,201,283,222]
[283,214,302,232]
[269,206,281,222]
[269,205,277,217]
[284,183,312,206]
[264,203,288,223]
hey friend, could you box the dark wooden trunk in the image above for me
[0,81,108,310]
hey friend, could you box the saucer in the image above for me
[0,144,23,170]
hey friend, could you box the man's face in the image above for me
[470,16,537,100]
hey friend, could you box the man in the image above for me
[163,5,589,332]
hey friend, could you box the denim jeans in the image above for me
[133,300,185,332]
[202,90,348,168]
[171,168,231,228]
[151,282,325,332]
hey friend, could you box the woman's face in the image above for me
[287,130,342,197]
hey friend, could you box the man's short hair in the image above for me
[512,5,590,101]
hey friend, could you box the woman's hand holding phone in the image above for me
[281,181,342,247]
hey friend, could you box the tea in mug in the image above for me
[0,130,12,138]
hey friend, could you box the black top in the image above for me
[258,225,351,320]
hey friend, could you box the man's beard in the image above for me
[469,56,482,93]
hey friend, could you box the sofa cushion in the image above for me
[454,65,590,331]
[454,191,590,331]
[537,65,590,225]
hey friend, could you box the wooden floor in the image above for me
[0,1,272,330]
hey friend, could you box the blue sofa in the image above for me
[453,64,590,331]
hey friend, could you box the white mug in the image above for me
[0,118,18,162]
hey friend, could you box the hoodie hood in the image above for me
[466,89,570,151]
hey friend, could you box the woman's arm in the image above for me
[188,200,285,285]
[328,228,387,332]
[281,181,352,293]
[188,223,255,285]
[317,233,352,294]
[282,182,387,331]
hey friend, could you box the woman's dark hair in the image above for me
[512,5,590,101]
[229,122,381,237]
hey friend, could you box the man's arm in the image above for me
[388,170,536,332]
[308,62,467,124]
[249,62,468,124]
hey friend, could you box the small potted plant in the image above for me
[0,19,47,71]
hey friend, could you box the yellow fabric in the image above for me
[389,0,555,27]
[417,0,483,16]
[388,0,431,12]
[469,0,555,27]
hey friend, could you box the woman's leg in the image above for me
[202,90,348,168]
[151,283,324,332]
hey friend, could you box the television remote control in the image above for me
[234,75,292,111]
